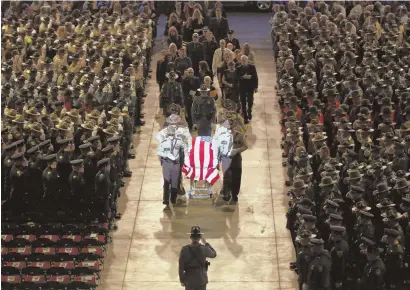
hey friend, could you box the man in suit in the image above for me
[224,30,240,51]
[179,226,217,290]
[236,55,258,124]
[186,33,205,75]
[209,8,229,42]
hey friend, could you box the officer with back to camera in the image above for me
[179,226,217,290]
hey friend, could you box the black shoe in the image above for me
[248,113,252,120]
[285,181,291,187]
[128,153,136,159]
[282,153,288,158]
[115,213,122,220]
[282,162,287,167]
[244,119,249,124]
[135,121,146,126]
[163,205,171,210]
[123,171,132,177]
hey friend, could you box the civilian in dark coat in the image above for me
[224,29,240,50]
[174,48,192,76]
[186,33,205,75]
[208,8,229,42]
[202,31,218,71]
[167,26,183,49]
[236,55,258,124]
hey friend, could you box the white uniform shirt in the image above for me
[156,126,192,152]
[157,136,186,161]
[212,125,233,158]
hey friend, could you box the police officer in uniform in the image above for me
[9,152,29,213]
[160,71,184,117]
[295,230,314,290]
[68,159,86,213]
[2,143,16,202]
[307,238,332,290]
[381,228,404,290]
[95,158,111,221]
[179,226,217,290]
[192,84,216,136]
[360,237,386,290]
[157,126,186,210]
[42,154,60,213]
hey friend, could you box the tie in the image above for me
[221,49,224,62]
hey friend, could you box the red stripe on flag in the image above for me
[199,139,205,180]
[190,137,196,179]
[209,141,214,168]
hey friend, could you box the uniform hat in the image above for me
[359,210,374,218]
[25,107,40,116]
[373,183,391,196]
[44,154,57,162]
[38,139,51,149]
[70,159,84,167]
[384,228,400,238]
[302,214,317,222]
[57,138,72,146]
[310,238,324,245]
[352,200,371,212]
[12,114,25,124]
[325,199,340,209]
[108,119,120,128]
[300,198,314,207]
[319,176,335,187]
[79,143,92,150]
[165,114,181,125]
[329,213,343,221]
[49,114,59,124]
[81,120,97,131]
[56,122,70,131]
[197,84,210,92]
[67,109,80,119]
[293,179,307,189]
[189,226,203,237]
[394,179,409,190]
[97,157,110,167]
[295,151,312,161]
[347,169,363,180]
[101,145,114,154]
[87,109,101,119]
[222,99,237,112]
[87,136,100,143]
[103,126,117,135]
[30,122,43,133]
[11,152,25,161]
[26,145,39,155]
[376,198,395,209]
[12,140,25,148]
[296,168,313,178]
[108,107,123,116]
[166,71,178,80]
[107,136,120,143]
[329,226,346,233]
[4,108,17,119]
[382,209,402,219]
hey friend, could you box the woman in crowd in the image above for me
[222,60,239,104]
[241,43,255,64]
[192,8,205,33]
[164,12,182,37]
[183,0,196,20]
[182,17,194,43]
[204,75,218,99]
[198,60,213,84]
[167,26,183,49]
[156,51,172,91]
[168,43,179,62]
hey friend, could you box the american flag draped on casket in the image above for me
[182,136,220,185]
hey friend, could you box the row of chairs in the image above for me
[2,247,105,263]
[2,274,98,289]
[2,233,107,248]
[2,222,110,236]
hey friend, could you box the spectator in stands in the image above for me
[212,39,233,76]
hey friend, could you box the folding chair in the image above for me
[28,248,56,262]
[61,223,88,235]
[10,235,37,247]
[81,234,107,248]
[1,234,14,247]
[33,235,60,247]
[20,275,47,289]
[68,275,98,290]
[1,275,22,289]
[41,223,63,235]
[56,247,79,261]
[49,261,75,275]
[59,235,82,247]
[73,261,101,278]
[2,261,26,275]
[7,247,32,262]
[22,261,51,275]
[46,275,71,290]
[77,247,104,262]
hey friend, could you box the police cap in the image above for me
[329,226,346,233]
[359,210,374,218]
[12,139,25,148]
[107,135,120,143]
[57,138,72,145]
[101,145,114,154]
[310,238,324,245]
[44,154,57,162]
[11,152,24,160]
[325,199,340,208]
[97,158,110,167]
[302,214,317,222]
[38,139,51,148]
[87,136,100,143]
[26,146,39,155]
[70,159,84,167]
[329,213,343,221]
[79,143,92,150]
[384,228,400,237]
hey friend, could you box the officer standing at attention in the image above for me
[95,158,111,220]
[179,226,217,290]
[192,84,216,136]
[157,126,186,210]
[307,238,332,290]
[42,154,59,212]
[68,159,86,211]
[360,237,386,290]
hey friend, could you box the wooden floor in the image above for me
[99,13,298,290]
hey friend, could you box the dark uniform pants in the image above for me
[162,159,180,204]
[185,286,206,290]
[240,90,254,121]
[222,154,242,199]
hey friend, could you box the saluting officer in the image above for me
[157,126,186,210]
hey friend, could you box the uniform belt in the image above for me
[162,158,179,164]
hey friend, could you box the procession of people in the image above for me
[273,1,410,290]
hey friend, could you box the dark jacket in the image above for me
[209,17,229,41]
[236,64,258,91]
[186,42,205,72]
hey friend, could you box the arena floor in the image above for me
[99,13,298,290]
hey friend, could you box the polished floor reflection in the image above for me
[99,13,298,290]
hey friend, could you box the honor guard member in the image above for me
[213,119,234,200]
[2,142,17,202]
[157,126,187,209]
[78,142,97,201]
[42,154,60,212]
[307,238,332,290]
[95,158,111,221]
[179,226,217,290]
[9,152,29,213]
[160,71,184,116]
[192,84,217,136]
[27,122,44,150]
[68,159,86,211]
[295,230,314,290]
[56,138,75,197]
[381,228,404,290]
[101,144,121,219]
[25,145,44,207]
[360,237,386,290]
[329,226,349,290]
[119,107,133,177]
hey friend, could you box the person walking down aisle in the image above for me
[179,226,217,290]
[236,55,258,124]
